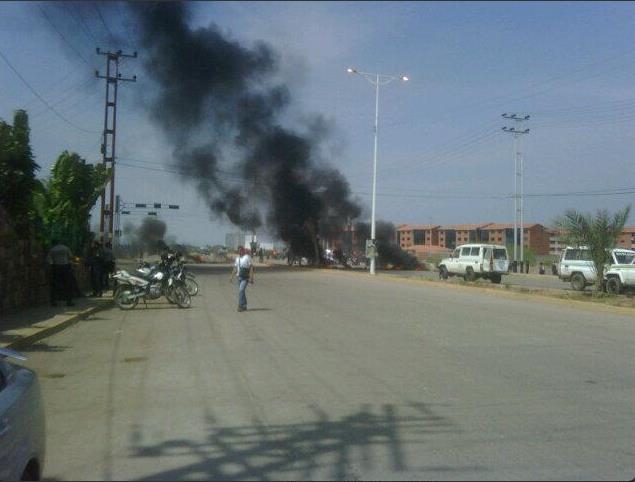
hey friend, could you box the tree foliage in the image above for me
[554,205,631,291]
[33,151,110,253]
[0,110,40,234]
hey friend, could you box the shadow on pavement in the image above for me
[20,342,71,353]
[128,403,478,481]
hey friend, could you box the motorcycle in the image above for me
[112,259,191,310]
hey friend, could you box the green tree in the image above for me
[33,151,110,253]
[0,110,40,234]
[554,205,631,292]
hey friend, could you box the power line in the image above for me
[116,160,635,200]
[0,48,99,134]
[38,5,91,65]
[95,5,118,47]
[69,4,99,46]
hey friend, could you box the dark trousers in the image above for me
[90,264,104,296]
[50,264,72,305]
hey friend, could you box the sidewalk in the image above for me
[0,293,114,350]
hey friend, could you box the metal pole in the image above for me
[513,133,518,264]
[108,56,119,244]
[519,135,524,265]
[370,74,380,276]
[99,56,112,244]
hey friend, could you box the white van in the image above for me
[439,244,509,284]
[558,246,635,291]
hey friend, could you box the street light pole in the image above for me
[348,68,408,275]
[370,74,380,276]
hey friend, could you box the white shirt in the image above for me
[235,254,252,271]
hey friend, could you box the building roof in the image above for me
[396,224,441,231]
[438,223,492,231]
[485,223,544,230]
[622,226,635,234]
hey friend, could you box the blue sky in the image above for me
[1,1,634,245]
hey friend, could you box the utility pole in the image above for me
[502,113,530,269]
[96,48,137,246]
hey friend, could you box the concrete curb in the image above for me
[1,299,114,351]
[317,267,635,316]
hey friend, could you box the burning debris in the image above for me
[355,221,420,270]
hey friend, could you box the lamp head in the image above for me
[401,75,409,82]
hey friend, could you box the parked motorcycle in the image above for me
[112,258,191,309]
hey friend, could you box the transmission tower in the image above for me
[96,48,137,246]
[502,113,530,267]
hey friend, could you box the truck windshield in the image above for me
[614,253,635,264]
[493,249,507,260]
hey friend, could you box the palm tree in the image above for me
[555,206,631,292]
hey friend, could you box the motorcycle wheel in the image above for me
[165,286,177,304]
[173,286,191,308]
[114,285,138,310]
[185,277,199,296]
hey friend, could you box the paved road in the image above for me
[17,265,635,480]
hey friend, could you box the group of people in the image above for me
[46,239,116,307]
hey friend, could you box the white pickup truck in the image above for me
[558,246,635,291]
[604,258,635,294]
[438,244,509,284]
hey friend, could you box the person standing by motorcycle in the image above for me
[46,239,74,307]
[101,241,115,291]
[86,241,104,297]
[230,246,254,312]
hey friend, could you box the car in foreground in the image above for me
[0,347,45,481]
[438,244,509,283]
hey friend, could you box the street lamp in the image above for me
[347,67,409,275]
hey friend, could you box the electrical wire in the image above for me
[0,48,100,134]
[116,160,635,200]
[38,5,91,65]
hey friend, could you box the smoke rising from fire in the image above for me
[126,2,361,260]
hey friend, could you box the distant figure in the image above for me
[539,262,545,275]
[230,246,254,312]
[259,247,264,263]
[101,242,115,290]
[551,262,558,276]
[86,241,104,297]
[47,239,74,307]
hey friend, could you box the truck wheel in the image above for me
[464,268,476,282]
[606,277,622,295]
[570,273,586,291]
[490,273,502,284]
[439,266,449,280]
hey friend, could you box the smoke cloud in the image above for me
[123,217,168,254]
[126,2,361,261]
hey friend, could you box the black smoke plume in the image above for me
[123,218,168,255]
[127,2,361,262]
[355,221,420,270]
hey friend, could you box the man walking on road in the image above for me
[46,239,74,307]
[230,246,254,312]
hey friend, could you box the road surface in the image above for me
[18,265,635,480]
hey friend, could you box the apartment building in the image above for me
[438,223,492,249]
[485,223,551,255]
[548,226,635,255]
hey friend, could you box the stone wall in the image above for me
[0,208,91,316]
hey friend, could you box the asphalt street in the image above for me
[17,265,635,481]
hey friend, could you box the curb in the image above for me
[317,267,635,316]
[1,299,114,351]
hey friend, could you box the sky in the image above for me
[1,1,634,246]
